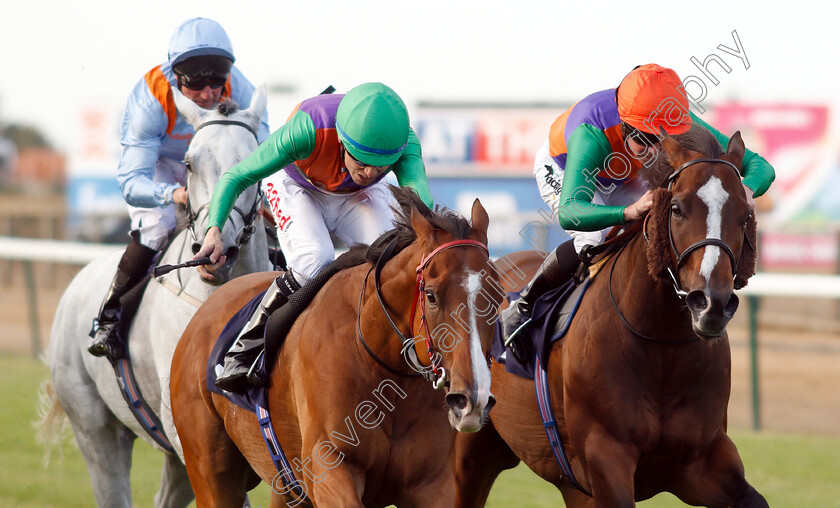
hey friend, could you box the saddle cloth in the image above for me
[491,276,591,380]
[206,291,270,412]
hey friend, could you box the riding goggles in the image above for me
[177,72,228,91]
[342,145,390,171]
[621,122,661,147]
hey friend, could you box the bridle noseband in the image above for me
[645,157,752,298]
[357,236,489,389]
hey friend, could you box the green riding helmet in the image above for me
[335,82,410,167]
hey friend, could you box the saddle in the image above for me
[492,276,591,380]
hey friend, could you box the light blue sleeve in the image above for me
[116,79,180,208]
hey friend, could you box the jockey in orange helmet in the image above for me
[501,64,775,356]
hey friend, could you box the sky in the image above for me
[1,0,837,159]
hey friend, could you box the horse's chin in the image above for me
[448,411,484,433]
[690,319,728,340]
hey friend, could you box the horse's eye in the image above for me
[670,203,682,217]
[184,160,193,172]
[425,289,437,305]
[743,213,753,229]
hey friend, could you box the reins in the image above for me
[606,156,753,344]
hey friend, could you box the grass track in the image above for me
[5,354,838,507]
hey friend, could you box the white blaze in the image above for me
[696,176,729,280]
[464,271,492,398]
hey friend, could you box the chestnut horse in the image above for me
[454,128,768,507]
[171,188,503,507]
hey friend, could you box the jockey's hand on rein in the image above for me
[194,226,226,280]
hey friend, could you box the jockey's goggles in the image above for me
[178,73,227,91]
[621,122,661,147]
[341,145,390,171]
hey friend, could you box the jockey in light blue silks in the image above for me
[88,17,270,359]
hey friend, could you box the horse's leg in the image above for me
[62,395,136,507]
[154,452,195,508]
[305,465,365,508]
[559,484,595,508]
[52,355,135,507]
[580,431,639,508]
[669,433,768,508]
[454,419,520,508]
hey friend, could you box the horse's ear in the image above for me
[244,84,268,128]
[172,86,207,129]
[410,207,436,247]
[469,198,489,246]
[724,131,746,176]
[659,130,693,170]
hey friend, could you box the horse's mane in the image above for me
[215,99,240,116]
[642,125,724,189]
[329,185,472,272]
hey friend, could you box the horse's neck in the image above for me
[611,234,695,340]
[358,245,423,373]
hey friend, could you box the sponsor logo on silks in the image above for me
[276,216,293,231]
[169,132,194,141]
[544,165,562,196]
[264,182,293,231]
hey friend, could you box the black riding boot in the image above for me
[500,239,581,361]
[215,270,301,393]
[88,235,158,360]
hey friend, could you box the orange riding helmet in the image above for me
[616,64,692,136]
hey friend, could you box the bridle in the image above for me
[357,236,489,389]
[644,157,753,298]
[184,119,262,250]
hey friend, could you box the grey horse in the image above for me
[39,85,271,507]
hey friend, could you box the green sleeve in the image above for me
[208,110,316,230]
[690,112,775,197]
[392,128,434,208]
[557,124,627,231]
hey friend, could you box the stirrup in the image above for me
[88,329,125,360]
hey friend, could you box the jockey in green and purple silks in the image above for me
[501,63,775,353]
[194,82,434,393]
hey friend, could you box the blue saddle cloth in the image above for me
[491,277,591,380]
[206,291,269,412]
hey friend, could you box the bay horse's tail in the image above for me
[35,379,69,467]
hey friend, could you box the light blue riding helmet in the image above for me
[168,17,235,66]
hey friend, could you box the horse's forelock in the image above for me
[645,188,674,280]
[644,125,725,189]
[215,98,240,116]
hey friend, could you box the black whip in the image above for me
[152,257,212,277]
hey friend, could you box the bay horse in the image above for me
[170,187,503,507]
[39,86,271,507]
[454,128,768,507]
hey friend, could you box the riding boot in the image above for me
[501,239,581,362]
[215,270,301,393]
[88,235,158,360]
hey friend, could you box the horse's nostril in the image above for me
[724,292,740,317]
[486,394,497,413]
[686,290,709,313]
[192,243,201,255]
[225,246,240,262]
[446,393,469,415]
